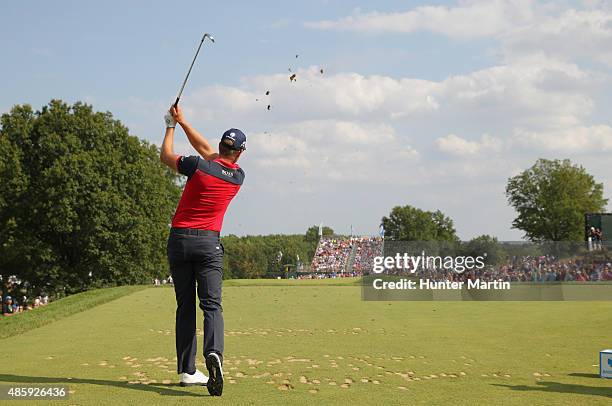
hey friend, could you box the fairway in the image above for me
[0,282,610,405]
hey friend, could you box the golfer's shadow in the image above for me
[0,373,209,397]
[493,379,611,399]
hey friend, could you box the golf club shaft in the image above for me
[174,38,206,107]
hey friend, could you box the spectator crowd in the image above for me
[307,236,611,283]
[1,275,49,317]
[310,238,353,273]
[382,255,612,283]
[352,237,384,273]
[309,236,383,275]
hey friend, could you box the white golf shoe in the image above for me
[179,369,209,386]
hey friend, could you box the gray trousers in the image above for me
[167,230,224,374]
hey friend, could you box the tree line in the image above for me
[221,226,329,279]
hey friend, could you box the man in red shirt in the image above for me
[160,104,246,396]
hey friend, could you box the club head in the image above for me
[203,33,215,43]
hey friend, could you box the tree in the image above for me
[506,159,607,241]
[461,235,506,265]
[381,205,458,241]
[0,100,181,294]
[221,233,317,279]
[218,225,343,279]
[304,225,334,242]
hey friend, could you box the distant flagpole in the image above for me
[319,222,323,238]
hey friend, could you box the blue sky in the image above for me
[2,1,612,239]
[1,1,492,103]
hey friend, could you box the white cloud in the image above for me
[304,0,536,39]
[502,7,612,65]
[436,133,503,155]
[183,57,594,132]
[438,56,596,129]
[513,125,612,152]
[189,67,439,121]
[248,119,419,182]
[306,1,612,66]
[158,53,606,191]
[437,125,612,156]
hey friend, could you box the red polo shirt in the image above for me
[171,156,245,231]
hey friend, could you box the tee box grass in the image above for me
[0,280,610,405]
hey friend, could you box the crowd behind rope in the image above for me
[382,255,612,282]
[1,275,49,317]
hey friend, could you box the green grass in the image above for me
[0,282,610,405]
[222,277,361,287]
[0,285,147,339]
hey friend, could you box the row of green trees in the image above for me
[221,226,336,279]
[222,229,320,279]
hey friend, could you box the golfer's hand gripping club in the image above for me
[169,105,185,126]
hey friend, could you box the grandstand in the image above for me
[349,236,384,273]
[309,236,384,276]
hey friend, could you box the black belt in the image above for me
[171,227,220,237]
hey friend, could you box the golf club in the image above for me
[174,33,215,107]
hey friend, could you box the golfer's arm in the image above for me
[179,121,217,160]
[160,127,179,171]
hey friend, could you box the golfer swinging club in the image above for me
[160,104,246,396]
